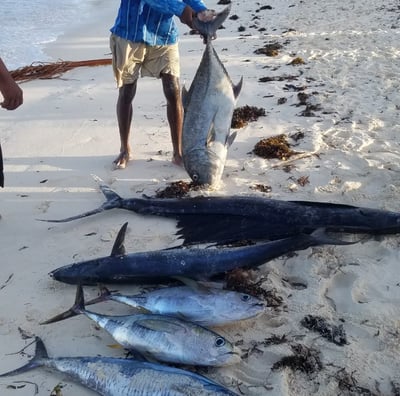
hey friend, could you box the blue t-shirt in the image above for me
[110,0,207,46]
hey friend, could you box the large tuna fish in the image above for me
[49,222,351,285]
[0,337,239,395]
[41,284,240,367]
[181,6,242,186]
[56,283,266,327]
[39,183,400,245]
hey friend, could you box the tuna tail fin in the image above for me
[0,337,48,377]
[37,182,123,223]
[40,284,86,325]
[193,6,231,43]
[84,284,114,306]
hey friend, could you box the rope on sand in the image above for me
[10,58,112,83]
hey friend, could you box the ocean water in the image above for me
[1,0,97,70]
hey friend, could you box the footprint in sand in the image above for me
[325,272,365,315]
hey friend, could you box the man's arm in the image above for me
[0,58,23,111]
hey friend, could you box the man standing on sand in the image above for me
[110,0,215,169]
[0,58,24,187]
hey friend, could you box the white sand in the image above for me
[1,0,400,395]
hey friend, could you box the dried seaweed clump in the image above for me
[253,134,298,160]
[231,105,266,128]
[300,315,347,346]
[254,42,283,57]
[225,269,283,308]
[155,181,196,198]
[272,344,322,374]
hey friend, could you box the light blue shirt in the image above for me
[110,0,208,46]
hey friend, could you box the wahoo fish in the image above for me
[49,222,351,285]
[41,284,240,367]
[40,183,400,245]
[0,337,239,395]
[63,283,265,327]
[181,6,242,186]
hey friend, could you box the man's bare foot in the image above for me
[172,154,183,167]
[113,151,133,169]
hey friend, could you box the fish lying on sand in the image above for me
[49,222,352,285]
[57,282,266,327]
[41,285,240,367]
[0,337,239,395]
[39,183,400,245]
[181,5,242,186]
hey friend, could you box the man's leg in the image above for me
[114,81,137,169]
[161,73,183,166]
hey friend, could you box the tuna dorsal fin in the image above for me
[193,6,231,43]
[233,77,243,99]
[111,222,128,257]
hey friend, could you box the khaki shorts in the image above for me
[110,34,180,87]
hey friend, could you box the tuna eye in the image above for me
[241,294,251,302]
[215,337,226,347]
[192,174,199,182]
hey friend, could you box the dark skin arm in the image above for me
[0,58,23,110]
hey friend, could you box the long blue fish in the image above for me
[40,183,400,245]
[0,337,239,395]
[49,222,353,285]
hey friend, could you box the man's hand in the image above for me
[0,81,23,110]
[197,9,216,22]
[179,5,195,28]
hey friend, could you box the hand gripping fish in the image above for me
[0,337,240,395]
[181,6,243,186]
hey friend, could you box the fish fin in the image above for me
[233,77,243,99]
[111,222,128,257]
[85,284,113,306]
[173,276,210,293]
[310,228,361,245]
[135,318,186,333]
[40,284,85,325]
[107,343,123,349]
[37,182,123,223]
[226,131,237,147]
[193,6,231,43]
[182,85,189,109]
[0,337,48,377]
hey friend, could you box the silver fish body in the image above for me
[42,285,240,367]
[0,337,239,395]
[182,6,242,186]
[94,285,265,326]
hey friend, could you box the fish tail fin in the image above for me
[233,77,243,99]
[193,5,231,43]
[0,337,48,377]
[310,228,360,245]
[40,284,85,325]
[85,284,113,306]
[37,182,123,223]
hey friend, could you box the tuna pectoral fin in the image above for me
[135,318,187,333]
[0,337,48,377]
[111,222,128,257]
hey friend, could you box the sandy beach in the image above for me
[1,0,400,395]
